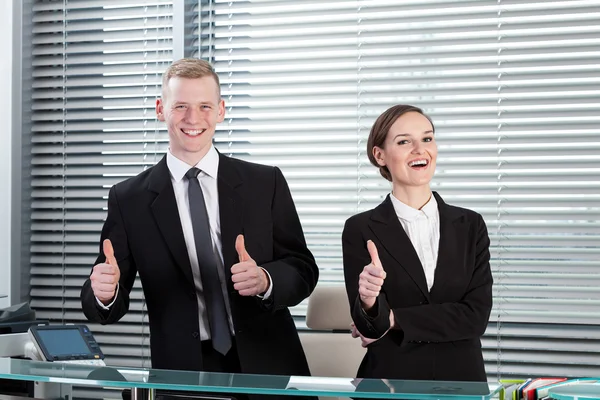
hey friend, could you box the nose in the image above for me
[412,141,425,154]
[185,106,201,124]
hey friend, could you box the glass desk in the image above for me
[0,358,499,399]
[548,384,600,400]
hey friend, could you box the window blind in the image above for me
[26,0,600,390]
[194,0,600,378]
[492,0,600,378]
[28,0,174,376]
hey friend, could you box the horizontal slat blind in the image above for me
[29,0,174,376]
[493,0,600,378]
[196,0,600,379]
[27,0,600,390]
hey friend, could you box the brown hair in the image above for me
[367,104,435,181]
[161,58,221,98]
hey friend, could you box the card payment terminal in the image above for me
[27,324,105,366]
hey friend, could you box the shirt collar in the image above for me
[390,192,438,222]
[166,145,220,182]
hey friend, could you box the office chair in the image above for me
[299,285,366,400]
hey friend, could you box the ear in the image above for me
[372,146,386,167]
[217,99,226,123]
[156,98,165,122]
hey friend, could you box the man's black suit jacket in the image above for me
[81,153,319,379]
[342,192,492,382]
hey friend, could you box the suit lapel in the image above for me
[430,191,467,296]
[369,195,431,301]
[217,153,244,283]
[148,156,194,285]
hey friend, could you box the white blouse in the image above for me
[389,193,440,291]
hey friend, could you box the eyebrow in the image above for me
[172,100,216,106]
[392,130,434,139]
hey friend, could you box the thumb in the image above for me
[103,239,118,267]
[235,234,251,262]
[367,240,383,270]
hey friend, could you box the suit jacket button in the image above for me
[192,331,199,339]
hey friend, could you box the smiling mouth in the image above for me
[182,129,206,137]
[409,159,429,168]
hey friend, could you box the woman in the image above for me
[343,104,493,382]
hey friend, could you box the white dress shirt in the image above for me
[389,193,440,291]
[167,146,234,341]
[98,145,272,341]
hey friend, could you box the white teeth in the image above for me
[183,129,205,136]
[409,159,428,167]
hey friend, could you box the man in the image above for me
[81,58,319,399]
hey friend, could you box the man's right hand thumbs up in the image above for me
[90,239,121,305]
[358,240,386,310]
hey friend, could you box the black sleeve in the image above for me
[342,216,392,339]
[80,185,137,325]
[259,167,319,311]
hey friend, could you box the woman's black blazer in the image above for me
[343,192,493,382]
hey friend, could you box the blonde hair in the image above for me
[161,58,221,98]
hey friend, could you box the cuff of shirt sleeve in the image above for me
[256,267,273,300]
[95,283,119,310]
[357,294,391,338]
[361,297,381,319]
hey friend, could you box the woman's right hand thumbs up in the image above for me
[358,240,386,310]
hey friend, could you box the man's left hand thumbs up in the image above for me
[231,234,270,296]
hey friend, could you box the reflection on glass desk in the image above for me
[0,358,500,399]
[548,384,600,400]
